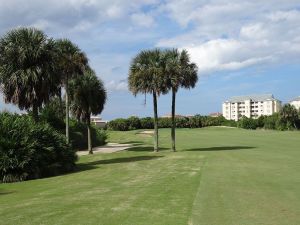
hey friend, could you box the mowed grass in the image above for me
[0,127,300,225]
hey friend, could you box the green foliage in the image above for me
[0,28,61,119]
[69,69,107,122]
[221,119,237,127]
[40,98,107,150]
[40,97,65,130]
[237,116,258,130]
[279,104,299,130]
[158,117,172,128]
[69,119,107,150]
[140,117,154,129]
[108,115,232,131]
[189,115,203,128]
[107,118,129,131]
[127,116,141,130]
[0,112,77,183]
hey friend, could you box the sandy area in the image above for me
[77,143,133,156]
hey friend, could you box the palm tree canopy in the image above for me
[69,69,107,122]
[55,39,88,84]
[164,49,198,92]
[128,49,168,96]
[0,27,60,111]
[280,104,298,121]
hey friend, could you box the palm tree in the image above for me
[280,104,298,129]
[128,49,167,152]
[55,39,88,144]
[164,49,198,151]
[69,69,107,154]
[0,27,60,121]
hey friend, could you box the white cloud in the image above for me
[131,13,155,27]
[157,1,300,74]
[106,80,128,91]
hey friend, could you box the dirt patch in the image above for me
[137,130,154,137]
[77,143,133,156]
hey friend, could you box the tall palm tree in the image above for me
[164,49,198,151]
[69,69,107,154]
[128,49,167,152]
[0,27,60,121]
[55,39,88,144]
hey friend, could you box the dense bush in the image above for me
[107,115,231,131]
[127,116,141,130]
[189,115,202,128]
[221,119,237,127]
[237,116,258,130]
[40,97,65,131]
[107,118,129,131]
[140,117,154,129]
[158,117,172,128]
[0,112,77,183]
[107,112,300,131]
[69,119,107,150]
[40,100,107,150]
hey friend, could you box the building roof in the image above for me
[290,96,300,102]
[225,94,278,103]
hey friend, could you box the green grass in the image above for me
[1,127,300,225]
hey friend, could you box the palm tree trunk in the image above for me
[153,91,159,152]
[65,75,70,144]
[87,116,93,154]
[171,88,176,152]
[32,105,38,122]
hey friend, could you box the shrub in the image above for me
[40,97,65,131]
[221,119,237,127]
[176,117,189,128]
[69,119,107,150]
[158,117,172,128]
[237,116,258,130]
[0,112,77,183]
[140,117,154,129]
[107,118,129,131]
[127,116,141,130]
[188,115,202,128]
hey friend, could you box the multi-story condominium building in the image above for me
[290,97,300,110]
[222,94,281,121]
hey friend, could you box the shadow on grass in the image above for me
[185,146,256,152]
[127,146,169,152]
[76,155,163,172]
[121,141,144,146]
[0,190,15,195]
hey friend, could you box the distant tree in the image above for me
[55,39,88,144]
[280,104,298,129]
[128,49,167,152]
[164,49,198,151]
[69,69,106,154]
[0,28,60,121]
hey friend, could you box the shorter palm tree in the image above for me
[55,39,88,144]
[69,69,107,154]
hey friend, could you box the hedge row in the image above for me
[107,113,300,131]
[237,113,300,130]
[107,115,234,131]
[0,112,77,183]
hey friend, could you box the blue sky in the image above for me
[0,0,300,119]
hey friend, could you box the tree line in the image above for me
[107,103,300,132]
